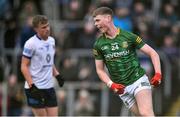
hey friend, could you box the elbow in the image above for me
[150,49,159,59]
[154,51,160,59]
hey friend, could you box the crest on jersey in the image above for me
[46,54,51,63]
[136,37,142,43]
[122,41,128,48]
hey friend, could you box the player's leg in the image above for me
[24,89,46,116]
[46,107,58,116]
[32,108,47,116]
[119,88,140,115]
[135,89,154,116]
[129,102,140,116]
[44,88,59,116]
[125,74,153,116]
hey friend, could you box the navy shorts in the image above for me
[25,88,57,108]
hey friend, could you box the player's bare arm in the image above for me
[21,56,33,88]
[140,44,162,87]
[95,59,112,84]
[140,44,161,74]
[95,60,125,94]
[53,65,60,76]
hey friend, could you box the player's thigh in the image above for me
[44,88,58,107]
[135,89,154,115]
[32,108,47,116]
[46,107,58,116]
[24,89,45,108]
[129,102,140,116]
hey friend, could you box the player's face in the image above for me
[35,23,50,40]
[93,14,110,33]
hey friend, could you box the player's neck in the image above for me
[105,26,118,39]
[37,34,48,41]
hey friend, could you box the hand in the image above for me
[107,81,125,94]
[56,74,64,87]
[27,79,33,88]
[29,84,43,99]
[150,73,162,87]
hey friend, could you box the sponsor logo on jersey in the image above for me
[104,50,130,60]
[38,47,44,50]
[141,82,150,86]
[45,45,50,51]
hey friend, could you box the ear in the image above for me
[107,15,112,22]
[34,27,38,32]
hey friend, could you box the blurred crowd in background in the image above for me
[0,0,179,116]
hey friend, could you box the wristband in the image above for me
[107,81,113,87]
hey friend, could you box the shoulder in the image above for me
[120,29,135,36]
[48,36,55,43]
[96,33,106,42]
[120,29,139,40]
[24,35,37,46]
[94,34,105,47]
[48,36,55,41]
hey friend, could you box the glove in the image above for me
[56,74,64,87]
[29,84,43,99]
[107,81,125,94]
[150,73,162,87]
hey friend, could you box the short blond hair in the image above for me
[32,15,48,28]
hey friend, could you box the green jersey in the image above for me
[93,29,146,86]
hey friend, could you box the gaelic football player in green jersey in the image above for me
[92,7,162,116]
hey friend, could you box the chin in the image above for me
[42,35,49,40]
[45,34,50,38]
[99,29,105,33]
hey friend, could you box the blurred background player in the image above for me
[92,7,162,116]
[21,15,64,116]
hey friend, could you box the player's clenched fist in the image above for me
[56,74,65,87]
[150,73,162,87]
[107,81,125,94]
[29,84,43,99]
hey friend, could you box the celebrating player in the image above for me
[21,15,64,116]
[92,7,162,116]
